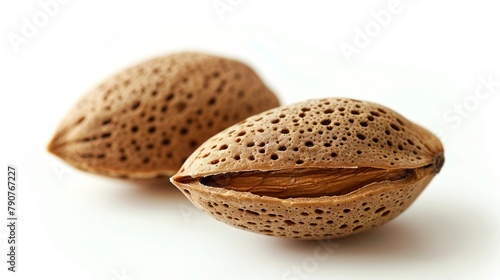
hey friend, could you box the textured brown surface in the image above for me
[171,98,444,239]
[48,52,280,178]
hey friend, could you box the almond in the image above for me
[48,52,280,178]
[171,98,444,239]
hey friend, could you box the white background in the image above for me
[1,1,500,279]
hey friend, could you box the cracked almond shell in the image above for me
[48,52,280,178]
[171,98,444,240]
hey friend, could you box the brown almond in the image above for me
[48,52,280,178]
[171,98,444,239]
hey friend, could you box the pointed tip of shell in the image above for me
[47,135,62,157]
[433,152,445,174]
[47,126,71,157]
